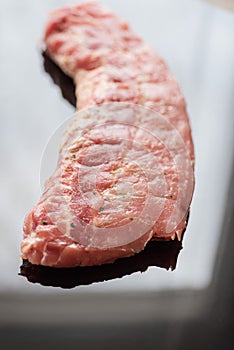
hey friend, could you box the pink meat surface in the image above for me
[21,2,194,267]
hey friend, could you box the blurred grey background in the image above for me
[0,1,234,348]
[1,0,233,292]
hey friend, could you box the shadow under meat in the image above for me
[19,52,184,289]
[20,239,182,289]
[42,51,77,107]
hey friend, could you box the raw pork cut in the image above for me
[21,2,194,267]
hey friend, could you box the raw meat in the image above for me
[21,2,194,267]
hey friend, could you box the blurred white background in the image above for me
[0,0,234,294]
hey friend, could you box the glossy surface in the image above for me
[0,0,234,293]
